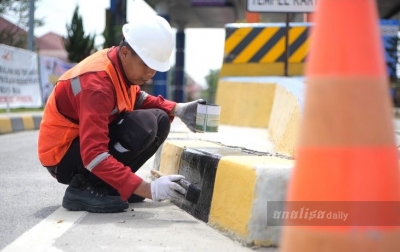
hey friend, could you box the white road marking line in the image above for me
[2,207,87,252]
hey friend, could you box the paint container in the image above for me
[195,103,221,132]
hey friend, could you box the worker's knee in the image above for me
[113,109,170,152]
[155,109,171,142]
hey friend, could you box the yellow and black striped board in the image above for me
[220,23,311,77]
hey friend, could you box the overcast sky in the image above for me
[5,0,226,88]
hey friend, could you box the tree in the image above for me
[102,25,122,48]
[102,9,122,48]
[63,5,95,63]
[202,69,220,104]
[0,0,44,49]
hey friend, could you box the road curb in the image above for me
[0,114,42,134]
[155,136,294,247]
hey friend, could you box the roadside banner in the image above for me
[0,44,42,109]
[39,55,74,105]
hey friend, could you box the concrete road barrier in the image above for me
[155,135,294,247]
[0,114,42,134]
[215,76,305,157]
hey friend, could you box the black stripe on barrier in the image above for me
[224,28,263,63]
[32,115,42,129]
[175,148,220,222]
[276,27,310,63]
[173,147,254,222]
[10,117,24,132]
[225,26,236,40]
[299,27,310,63]
[249,28,286,63]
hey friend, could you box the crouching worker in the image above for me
[37,15,204,213]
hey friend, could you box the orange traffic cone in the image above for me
[279,0,400,251]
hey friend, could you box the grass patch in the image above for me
[0,107,44,113]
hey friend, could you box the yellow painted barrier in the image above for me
[268,85,301,156]
[0,118,13,134]
[21,115,35,130]
[215,80,276,127]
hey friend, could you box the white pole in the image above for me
[6,87,10,113]
[28,0,35,51]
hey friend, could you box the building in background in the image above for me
[0,16,68,62]
[0,16,29,49]
[36,32,68,62]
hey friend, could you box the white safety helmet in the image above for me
[122,15,174,72]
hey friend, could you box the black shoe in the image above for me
[127,194,145,203]
[103,185,145,203]
[62,174,129,213]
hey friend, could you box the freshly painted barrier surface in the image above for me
[209,156,293,246]
[174,147,255,222]
[157,132,295,247]
[216,76,305,156]
[268,77,304,156]
[215,79,276,128]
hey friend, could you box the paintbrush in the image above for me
[151,170,201,204]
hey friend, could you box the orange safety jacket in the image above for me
[38,49,139,166]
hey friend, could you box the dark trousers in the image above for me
[50,109,170,186]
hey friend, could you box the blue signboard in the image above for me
[380,19,399,79]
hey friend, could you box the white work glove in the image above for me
[150,175,187,202]
[174,99,206,132]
